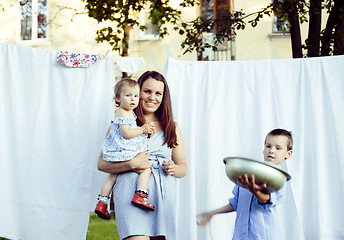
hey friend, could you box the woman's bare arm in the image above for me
[163,124,187,178]
[97,151,150,174]
[97,126,150,174]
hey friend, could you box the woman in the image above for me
[97,71,187,240]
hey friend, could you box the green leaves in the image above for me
[83,0,182,55]
[83,0,344,58]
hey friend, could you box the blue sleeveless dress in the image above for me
[113,130,176,240]
[101,115,148,162]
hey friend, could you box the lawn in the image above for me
[0,213,119,240]
[86,213,120,240]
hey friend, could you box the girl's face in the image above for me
[140,77,164,115]
[263,135,292,165]
[116,85,140,111]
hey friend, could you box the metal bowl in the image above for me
[223,157,291,192]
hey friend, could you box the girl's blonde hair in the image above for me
[114,78,138,107]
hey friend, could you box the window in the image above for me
[19,0,48,42]
[135,10,159,41]
[200,0,233,31]
[200,0,235,61]
[272,0,290,33]
[144,15,159,36]
[273,15,290,33]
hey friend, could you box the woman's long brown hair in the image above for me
[134,71,178,148]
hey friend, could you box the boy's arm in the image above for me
[252,188,270,204]
[238,174,270,204]
[197,203,235,226]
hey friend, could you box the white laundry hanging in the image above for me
[165,56,344,240]
[116,56,146,73]
[0,43,115,240]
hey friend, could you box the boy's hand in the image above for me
[197,212,212,226]
[142,122,155,135]
[238,174,268,193]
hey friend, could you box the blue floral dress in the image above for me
[101,114,148,162]
[113,130,176,240]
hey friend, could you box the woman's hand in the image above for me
[130,151,150,174]
[97,151,150,174]
[162,160,176,175]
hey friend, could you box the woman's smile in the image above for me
[140,77,164,114]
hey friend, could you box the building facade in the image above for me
[1,0,323,77]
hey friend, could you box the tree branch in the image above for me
[49,7,87,29]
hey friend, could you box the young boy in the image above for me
[197,128,293,239]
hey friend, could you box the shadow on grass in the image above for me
[87,213,120,240]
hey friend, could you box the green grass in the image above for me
[0,213,119,240]
[86,213,120,240]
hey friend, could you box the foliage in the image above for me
[87,213,120,240]
[83,0,343,59]
[177,0,344,58]
[176,6,272,55]
[83,0,185,56]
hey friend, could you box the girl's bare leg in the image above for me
[136,168,151,190]
[100,173,118,196]
[125,235,150,240]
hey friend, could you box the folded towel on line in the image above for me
[56,51,104,68]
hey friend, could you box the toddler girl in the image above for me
[95,78,155,220]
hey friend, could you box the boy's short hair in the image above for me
[266,128,293,150]
[114,78,138,107]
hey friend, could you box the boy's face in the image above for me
[263,135,292,165]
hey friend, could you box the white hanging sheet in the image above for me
[164,56,344,240]
[0,43,114,240]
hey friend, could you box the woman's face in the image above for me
[140,77,164,115]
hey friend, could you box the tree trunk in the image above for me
[287,0,303,58]
[307,0,321,57]
[333,0,344,55]
[121,24,130,78]
[333,21,344,55]
[320,0,343,56]
[197,50,203,61]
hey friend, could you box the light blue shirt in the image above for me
[229,185,286,240]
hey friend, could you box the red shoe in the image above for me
[95,201,111,220]
[131,192,155,211]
